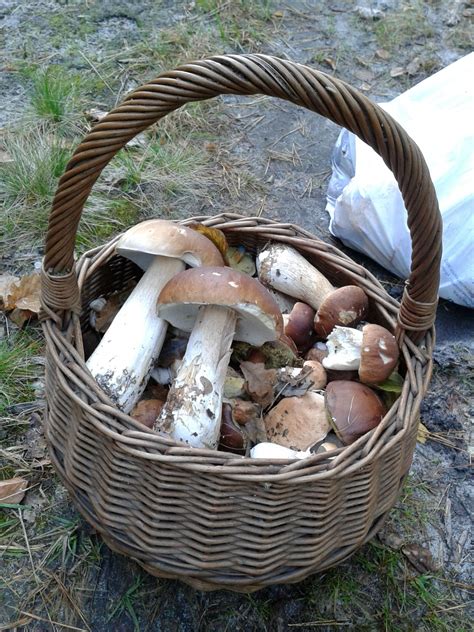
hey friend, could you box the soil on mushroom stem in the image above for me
[1,0,472,630]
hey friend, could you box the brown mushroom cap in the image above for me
[219,403,247,454]
[314,286,368,337]
[157,266,283,347]
[264,391,329,451]
[325,380,386,445]
[359,324,400,385]
[284,302,316,351]
[116,219,225,270]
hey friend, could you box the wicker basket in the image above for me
[40,55,441,592]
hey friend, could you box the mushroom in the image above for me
[257,243,368,336]
[219,403,247,454]
[86,220,224,412]
[325,380,387,444]
[154,266,283,449]
[264,390,329,451]
[284,302,316,351]
[322,324,399,384]
[250,442,312,459]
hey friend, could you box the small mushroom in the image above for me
[86,220,224,412]
[264,391,329,451]
[276,360,327,397]
[229,399,261,426]
[323,324,399,384]
[257,243,368,336]
[155,267,283,449]
[305,341,329,363]
[284,302,316,351]
[219,403,247,454]
[325,381,386,444]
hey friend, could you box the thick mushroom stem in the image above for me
[257,244,333,311]
[156,305,237,449]
[86,256,184,412]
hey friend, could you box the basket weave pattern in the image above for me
[40,55,441,592]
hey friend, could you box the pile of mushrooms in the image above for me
[86,222,401,460]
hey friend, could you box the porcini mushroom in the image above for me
[284,302,316,351]
[325,380,386,444]
[154,266,283,449]
[322,324,399,384]
[264,391,329,451]
[250,442,312,459]
[86,220,224,412]
[257,244,368,336]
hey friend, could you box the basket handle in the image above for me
[42,54,441,341]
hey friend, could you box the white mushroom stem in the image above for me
[322,326,363,370]
[257,244,334,311]
[157,305,237,449]
[250,443,312,459]
[86,256,184,412]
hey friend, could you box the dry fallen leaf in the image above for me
[390,67,406,78]
[402,543,439,573]
[0,274,20,309]
[1,272,41,313]
[376,48,391,60]
[0,477,28,504]
[407,57,421,76]
[240,361,277,407]
[324,57,337,71]
[188,223,229,263]
[417,421,430,444]
[131,399,165,429]
[355,68,375,82]
[85,108,108,122]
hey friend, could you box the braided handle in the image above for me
[43,54,441,338]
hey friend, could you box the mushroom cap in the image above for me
[157,266,283,347]
[284,302,316,351]
[359,324,400,385]
[116,219,225,270]
[314,285,369,337]
[264,391,329,451]
[325,380,386,445]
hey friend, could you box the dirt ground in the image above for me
[0,1,472,630]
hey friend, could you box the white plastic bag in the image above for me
[326,53,474,307]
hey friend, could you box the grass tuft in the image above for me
[0,130,72,242]
[24,65,81,126]
[371,1,435,51]
[0,332,42,416]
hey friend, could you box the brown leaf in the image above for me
[0,477,28,504]
[1,273,41,313]
[0,274,20,309]
[188,223,229,263]
[9,308,36,328]
[131,399,165,429]
[402,543,439,573]
[240,361,277,407]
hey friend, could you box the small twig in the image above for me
[18,611,88,631]
[268,125,303,148]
